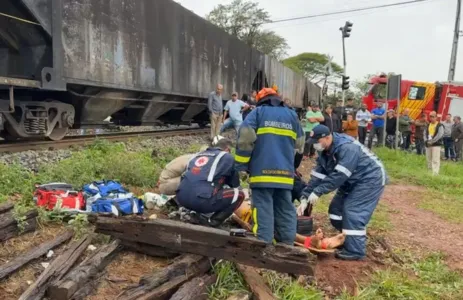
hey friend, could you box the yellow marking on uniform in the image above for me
[234,154,250,163]
[250,176,294,185]
[256,127,297,140]
[252,208,258,234]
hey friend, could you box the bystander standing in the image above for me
[399,108,414,151]
[342,113,358,138]
[321,105,342,133]
[385,110,397,149]
[304,104,324,159]
[451,116,463,162]
[356,103,371,145]
[208,84,223,139]
[368,102,386,149]
[425,111,444,175]
[442,114,455,161]
[414,113,428,155]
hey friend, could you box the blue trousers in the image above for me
[328,183,384,258]
[220,118,242,134]
[251,188,296,245]
[443,137,455,159]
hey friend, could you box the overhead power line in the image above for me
[267,0,431,24]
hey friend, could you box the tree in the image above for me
[282,53,343,83]
[206,0,289,60]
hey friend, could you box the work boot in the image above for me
[188,211,211,226]
[208,211,233,227]
[334,249,364,261]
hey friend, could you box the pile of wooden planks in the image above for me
[95,216,316,275]
[0,202,38,242]
[94,215,317,299]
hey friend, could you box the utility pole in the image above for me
[340,21,353,108]
[448,0,461,81]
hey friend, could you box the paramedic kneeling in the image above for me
[176,138,245,227]
[298,125,387,260]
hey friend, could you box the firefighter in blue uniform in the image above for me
[176,138,245,227]
[298,124,387,260]
[235,88,305,245]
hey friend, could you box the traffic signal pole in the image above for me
[340,21,352,109]
[341,35,347,107]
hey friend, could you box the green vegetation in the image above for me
[340,253,463,300]
[375,148,461,196]
[0,139,203,229]
[375,148,463,223]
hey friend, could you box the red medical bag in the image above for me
[33,183,85,210]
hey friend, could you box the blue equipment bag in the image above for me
[83,180,127,197]
[91,197,144,216]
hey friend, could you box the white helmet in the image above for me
[212,135,225,146]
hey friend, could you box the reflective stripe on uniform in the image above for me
[235,154,250,163]
[335,164,352,177]
[207,151,227,182]
[329,214,342,220]
[252,207,258,234]
[249,176,294,185]
[353,140,387,186]
[311,171,326,179]
[231,188,240,204]
[342,229,366,236]
[256,127,297,140]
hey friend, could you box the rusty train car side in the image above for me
[0,0,320,140]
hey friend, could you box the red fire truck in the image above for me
[362,75,463,120]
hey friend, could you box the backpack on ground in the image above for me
[34,183,85,211]
[91,196,144,216]
[83,180,127,197]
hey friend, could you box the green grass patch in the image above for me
[340,253,463,299]
[0,140,204,226]
[375,148,463,223]
[208,261,248,299]
[375,148,462,197]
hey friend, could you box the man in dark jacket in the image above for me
[399,108,413,150]
[176,138,245,227]
[452,116,463,161]
[414,113,428,155]
[321,105,342,133]
[385,110,397,149]
[425,111,444,175]
[235,88,305,245]
[298,125,387,260]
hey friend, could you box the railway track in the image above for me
[0,128,210,153]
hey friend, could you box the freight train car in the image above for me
[0,0,321,140]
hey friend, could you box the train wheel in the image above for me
[48,125,69,141]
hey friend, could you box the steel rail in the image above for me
[0,128,209,153]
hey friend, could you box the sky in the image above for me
[175,0,462,83]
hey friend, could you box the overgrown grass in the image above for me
[375,148,463,223]
[208,261,324,300]
[375,148,462,197]
[339,253,463,299]
[0,139,204,230]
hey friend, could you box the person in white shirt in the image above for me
[220,92,249,134]
[356,104,372,145]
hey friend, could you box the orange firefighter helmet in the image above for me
[256,87,278,102]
